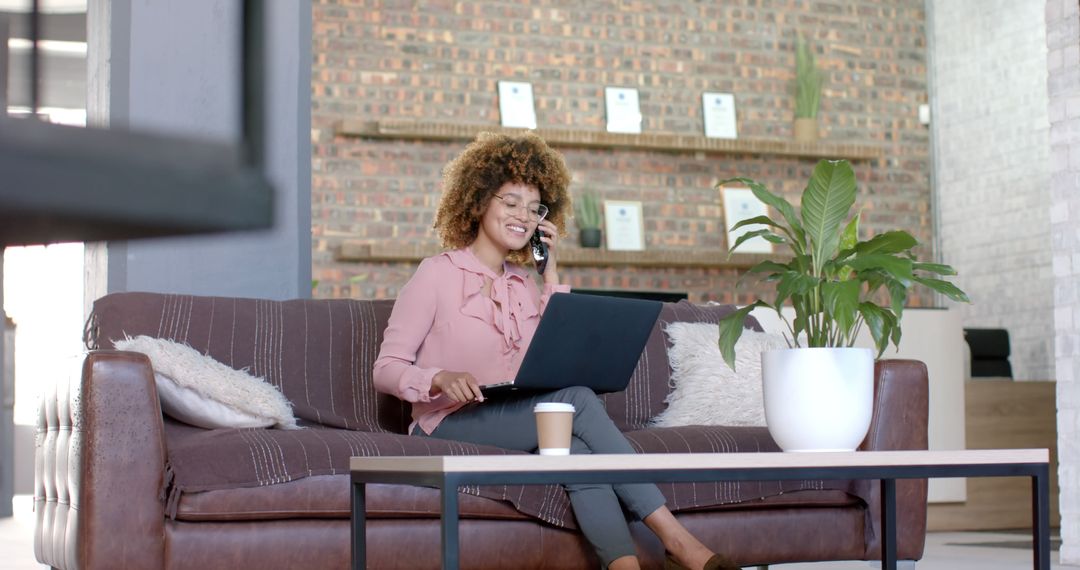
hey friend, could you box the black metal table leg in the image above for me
[441,475,461,569]
[352,481,366,570]
[1033,466,1051,570]
[881,479,897,570]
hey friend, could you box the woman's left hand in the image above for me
[536,218,560,285]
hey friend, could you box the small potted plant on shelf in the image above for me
[794,34,824,143]
[717,159,968,452]
[574,188,603,248]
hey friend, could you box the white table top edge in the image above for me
[349,449,1049,474]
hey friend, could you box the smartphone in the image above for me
[530,229,548,275]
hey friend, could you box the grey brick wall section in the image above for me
[1047,0,1080,563]
[930,0,1053,381]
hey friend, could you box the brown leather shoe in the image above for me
[663,552,741,570]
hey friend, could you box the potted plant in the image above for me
[574,188,603,248]
[717,159,968,451]
[794,35,824,142]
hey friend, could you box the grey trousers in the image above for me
[414,386,667,565]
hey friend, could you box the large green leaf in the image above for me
[736,259,790,288]
[729,228,786,255]
[913,262,958,276]
[719,177,806,252]
[858,303,896,357]
[775,271,819,307]
[822,258,857,281]
[801,160,857,272]
[832,214,861,266]
[854,231,918,256]
[834,249,857,264]
[913,276,970,303]
[847,254,914,286]
[840,212,860,252]
[791,298,811,346]
[821,279,860,339]
[730,215,784,233]
[861,270,886,295]
[886,279,908,320]
[789,253,813,276]
[747,260,792,275]
[717,301,770,371]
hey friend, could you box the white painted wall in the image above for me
[1047,0,1080,563]
[928,0,1053,381]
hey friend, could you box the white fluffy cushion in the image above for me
[651,323,788,427]
[114,335,298,430]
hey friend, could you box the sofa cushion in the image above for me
[601,300,762,431]
[114,335,299,430]
[162,420,576,527]
[175,475,532,522]
[623,426,865,512]
[163,420,862,528]
[651,325,787,428]
[89,293,412,433]
[175,473,860,522]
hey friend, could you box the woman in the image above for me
[373,132,735,570]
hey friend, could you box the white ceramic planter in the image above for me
[761,347,874,452]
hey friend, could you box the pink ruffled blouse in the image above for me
[373,247,571,434]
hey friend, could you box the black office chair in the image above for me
[963,328,1013,378]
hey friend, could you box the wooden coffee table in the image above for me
[350,449,1050,570]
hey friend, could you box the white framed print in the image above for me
[702,92,738,139]
[604,87,642,134]
[722,187,772,253]
[604,200,645,251]
[497,81,537,129]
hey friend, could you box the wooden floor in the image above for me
[927,379,1060,531]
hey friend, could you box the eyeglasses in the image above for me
[492,194,548,221]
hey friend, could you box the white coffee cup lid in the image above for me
[534,402,575,413]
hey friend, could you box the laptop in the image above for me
[481,292,662,397]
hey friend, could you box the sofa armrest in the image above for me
[859,359,929,561]
[861,359,929,453]
[35,350,167,570]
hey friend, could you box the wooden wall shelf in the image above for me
[336,119,886,161]
[335,241,780,270]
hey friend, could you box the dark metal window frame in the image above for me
[0,0,273,247]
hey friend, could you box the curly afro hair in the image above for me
[434,132,572,265]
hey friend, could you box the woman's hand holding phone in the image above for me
[431,370,485,402]
[530,230,548,274]
[534,219,560,285]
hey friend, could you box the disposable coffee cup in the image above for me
[534,402,575,456]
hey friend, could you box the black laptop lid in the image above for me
[496,292,662,395]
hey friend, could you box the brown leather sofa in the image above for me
[35,292,928,570]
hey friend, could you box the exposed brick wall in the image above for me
[312,0,934,305]
[1047,0,1080,562]
[929,0,1053,381]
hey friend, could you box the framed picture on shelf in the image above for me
[497,80,537,130]
[604,200,645,251]
[604,87,642,134]
[721,187,772,253]
[702,92,738,139]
